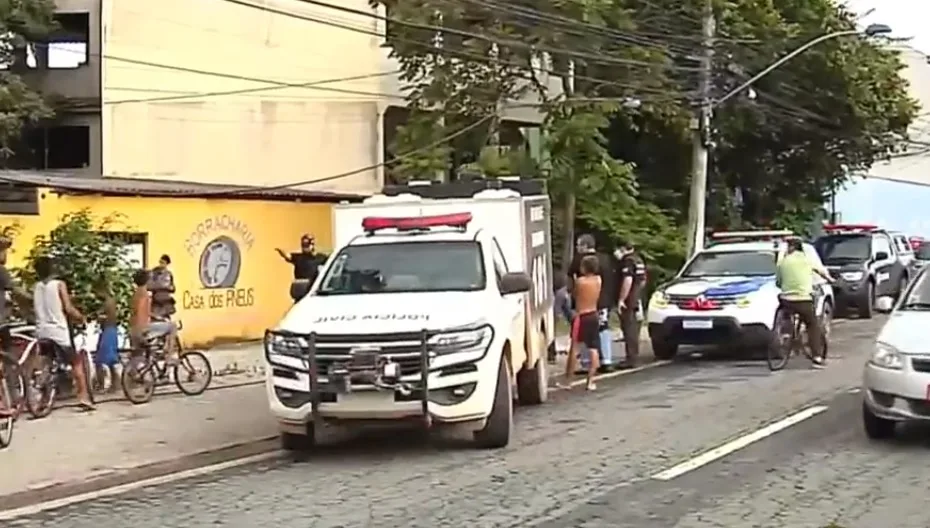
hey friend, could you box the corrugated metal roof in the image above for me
[0,170,368,202]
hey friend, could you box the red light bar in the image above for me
[823,223,877,232]
[361,212,473,233]
[910,236,925,250]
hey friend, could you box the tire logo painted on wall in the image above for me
[198,235,242,289]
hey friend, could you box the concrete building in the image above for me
[3,0,552,198]
[832,46,930,235]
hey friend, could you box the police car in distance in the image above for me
[812,224,908,319]
[647,230,834,360]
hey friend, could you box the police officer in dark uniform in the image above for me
[615,239,646,368]
[568,234,617,371]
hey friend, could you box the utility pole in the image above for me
[685,0,715,256]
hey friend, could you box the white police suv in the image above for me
[646,231,835,360]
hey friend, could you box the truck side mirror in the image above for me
[500,272,532,295]
[290,279,312,302]
[875,251,889,261]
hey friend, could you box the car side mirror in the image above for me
[874,251,889,261]
[875,296,895,313]
[500,272,532,295]
[290,279,312,302]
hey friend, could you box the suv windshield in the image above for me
[814,235,870,262]
[681,250,776,277]
[916,243,930,260]
[317,241,486,295]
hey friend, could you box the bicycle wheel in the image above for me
[24,361,57,419]
[0,377,14,449]
[767,314,791,371]
[173,351,213,396]
[121,361,156,404]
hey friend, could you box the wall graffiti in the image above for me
[181,216,256,311]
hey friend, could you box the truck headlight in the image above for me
[870,343,903,370]
[841,271,864,282]
[429,325,494,356]
[650,291,669,308]
[266,333,307,358]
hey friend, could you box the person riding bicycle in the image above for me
[32,256,95,410]
[775,238,835,368]
[0,236,31,416]
[131,269,179,365]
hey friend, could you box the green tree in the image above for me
[0,0,58,154]
[15,210,137,327]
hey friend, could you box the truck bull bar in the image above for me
[264,329,433,429]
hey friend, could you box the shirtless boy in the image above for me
[561,255,602,391]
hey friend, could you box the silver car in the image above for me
[862,268,930,439]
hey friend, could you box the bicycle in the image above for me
[0,348,24,450]
[120,326,212,404]
[23,335,97,419]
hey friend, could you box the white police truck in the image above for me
[264,179,554,450]
[646,230,835,360]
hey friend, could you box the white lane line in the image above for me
[0,451,284,521]
[554,360,672,390]
[650,404,829,481]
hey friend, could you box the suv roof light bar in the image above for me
[822,223,878,233]
[361,212,473,234]
[710,230,794,239]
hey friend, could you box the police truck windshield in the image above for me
[317,241,486,295]
[814,235,870,262]
[681,251,776,277]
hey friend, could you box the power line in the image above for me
[238,0,704,72]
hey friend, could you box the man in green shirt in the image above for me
[775,238,834,367]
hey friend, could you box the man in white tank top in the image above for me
[32,256,95,410]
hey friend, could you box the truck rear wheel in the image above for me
[474,356,513,449]
[280,424,316,452]
[516,357,548,405]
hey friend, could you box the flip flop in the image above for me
[77,401,96,412]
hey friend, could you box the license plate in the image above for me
[682,319,713,330]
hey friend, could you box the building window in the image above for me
[4,125,91,170]
[47,13,90,69]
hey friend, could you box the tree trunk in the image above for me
[560,192,576,276]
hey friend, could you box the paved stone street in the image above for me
[2,317,918,528]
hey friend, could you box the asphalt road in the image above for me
[9,316,925,528]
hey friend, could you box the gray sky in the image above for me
[845,0,929,53]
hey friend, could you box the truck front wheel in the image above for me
[474,356,513,449]
[280,424,316,452]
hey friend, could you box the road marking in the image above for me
[0,451,284,521]
[649,404,829,481]
[552,360,672,390]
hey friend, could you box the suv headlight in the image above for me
[870,343,903,370]
[650,291,669,308]
[429,325,494,356]
[841,271,864,281]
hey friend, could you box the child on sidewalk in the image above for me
[94,279,121,392]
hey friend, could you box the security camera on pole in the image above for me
[684,22,893,257]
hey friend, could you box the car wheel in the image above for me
[473,356,513,449]
[857,281,874,319]
[862,402,896,440]
[651,339,678,360]
[896,275,908,300]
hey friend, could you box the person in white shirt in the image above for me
[32,256,94,410]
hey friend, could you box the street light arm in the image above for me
[714,29,859,107]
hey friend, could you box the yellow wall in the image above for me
[101,0,392,194]
[1,189,334,347]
